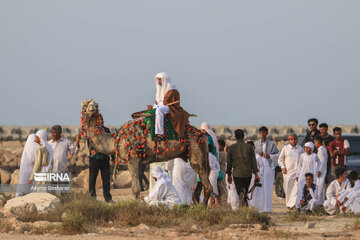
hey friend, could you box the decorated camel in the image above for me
[80,100,213,204]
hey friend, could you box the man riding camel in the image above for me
[148,72,190,137]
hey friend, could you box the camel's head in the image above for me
[81,100,99,118]
[80,100,103,138]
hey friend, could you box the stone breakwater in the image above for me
[0,124,359,141]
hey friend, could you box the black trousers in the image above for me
[233,177,251,207]
[138,163,149,191]
[89,158,112,201]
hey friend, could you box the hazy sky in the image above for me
[1,1,359,127]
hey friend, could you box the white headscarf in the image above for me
[20,134,39,165]
[154,72,177,104]
[35,130,54,170]
[148,166,171,199]
[16,134,40,197]
[201,122,219,159]
[305,142,314,152]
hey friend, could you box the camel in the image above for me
[80,100,213,204]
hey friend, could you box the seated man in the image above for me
[299,173,321,212]
[150,72,190,137]
[324,166,351,215]
[339,171,360,213]
[142,166,181,208]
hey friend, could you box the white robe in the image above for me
[296,153,321,207]
[343,189,360,213]
[209,153,220,196]
[226,173,239,211]
[171,158,197,205]
[324,179,351,215]
[316,146,328,203]
[263,157,275,212]
[16,134,39,197]
[144,181,181,208]
[248,153,265,212]
[299,184,321,211]
[338,180,360,204]
[278,144,304,208]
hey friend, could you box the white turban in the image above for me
[154,72,177,104]
[201,122,219,159]
[305,142,314,152]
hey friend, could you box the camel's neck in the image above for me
[87,130,116,155]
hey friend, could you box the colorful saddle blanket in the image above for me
[144,109,180,141]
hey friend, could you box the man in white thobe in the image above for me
[278,134,304,209]
[142,166,181,208]
[324,167,351,215]
[254,126,279,212]
[48,125,80,173]
[167,158,196,205]
[16,134,39,197]
[338,171,360,213]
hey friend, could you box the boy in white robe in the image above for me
[16,134,39,197]
[324,166,351,215]
[299,173,321,212]
[208,144,220,207]
[170,158,197,205]
[278,134,304,209]
[296,142,321,207]
[142,166,181,208]
[314,136,328,204]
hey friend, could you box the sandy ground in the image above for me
[1,187,360,239]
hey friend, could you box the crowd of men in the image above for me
[14,72,360,215]
[143,118,360,216]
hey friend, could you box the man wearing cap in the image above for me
[48,125,81,173]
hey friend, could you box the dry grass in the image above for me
[16,192,271,234]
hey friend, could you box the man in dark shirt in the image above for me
[302,118,321,146]
[227,129,259,207]
[319,123,335,183]
[87,117,114,203]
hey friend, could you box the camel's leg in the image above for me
[189,143,212,205]
[128,158,141,199]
